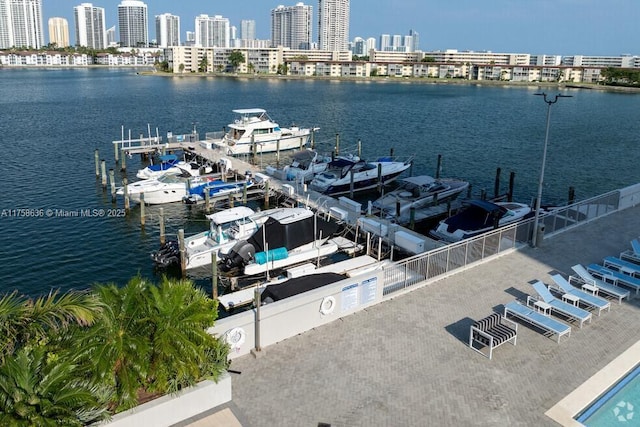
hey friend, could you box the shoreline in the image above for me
[138,70,640,93]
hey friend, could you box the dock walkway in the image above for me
[184,202,640,427]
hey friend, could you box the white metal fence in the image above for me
[382,190,623,296]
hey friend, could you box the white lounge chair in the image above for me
[620,238,640,264]
[503,300,571,343]
[529,281,592,328]
[549,273,611,315]
[571,264,630,304]
[587,264,640,296]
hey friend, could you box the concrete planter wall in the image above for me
[100,374,231,427]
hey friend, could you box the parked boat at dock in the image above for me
[265,149,334,183]
[429,199,532,242]
[182,178,255,204]
[309,156,412,196]
[116,172,219,205]
[202,108,315,156]
[152,206,300,270]
[219,207,341,277]
[372,175,469,221]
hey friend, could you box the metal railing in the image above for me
[382,190,623,296]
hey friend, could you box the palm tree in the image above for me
[86,277,152,411]
[0,346,110,426]
[0,290,102,364]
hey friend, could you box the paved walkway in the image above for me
[200,204,640,427]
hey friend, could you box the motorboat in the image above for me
[372,175,469,220]
[152,206,288,270]
[204,108,316,156]
[135,153,220,180]
[430,199,532,242]
[116,171,219,205]
[309,156,412,196]
[219,207,340,277]
[265,149,332,183]
[182,178,255,205]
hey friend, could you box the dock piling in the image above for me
[140,193,145,227]
[357,139,362,158]
[100,160,107,188]
[123,177,130,211]
[494,167,501,199]
[263,180,270,209]
[211,252,218,300]
[349,170,355,199]
[205,190,211,212]
[109,169,116,202]
[178,229,186,277]
[568,186,575,205]
[508,171,515,202]
[94,149,100,178]
[120,148,127,172]
[114,143,119,164]
[435,154,442,179]
[377,163,383,194]
[335,133,340,156]
[159,207,165,245]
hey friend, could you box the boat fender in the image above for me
[320,296,336,316]
[224,327,246,351]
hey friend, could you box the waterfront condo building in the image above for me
[155,13,179,48]
[48,16,69,47]
[74,3,106,49]
[195,14,230,48]
[0,0,44,49]
[118,0,148,48]
[271,3,313,50]
[318,0,349,51]
[241,19,255,41]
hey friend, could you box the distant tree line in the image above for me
[601,67,640,87]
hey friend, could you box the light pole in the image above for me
[531,92,571,247]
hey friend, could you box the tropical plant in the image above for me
[228,50,245,72]
[0,346,110,426]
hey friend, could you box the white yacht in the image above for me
[203,108,315,156]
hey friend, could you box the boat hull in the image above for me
[210,133,310,156]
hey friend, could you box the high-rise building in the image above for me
[118,0,148,48]
[48,16,69,47]
[106,25,116,46]
[155,13,179,48]
[409,29,419,52]
[241,19,255,41]
[0,0,44,49]
[194,14,229,48]
[317,0,348,51]
[74,3,106,49]
[271,3,312,50]
[379,34,390,52]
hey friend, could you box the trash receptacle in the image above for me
[536,223,545,245]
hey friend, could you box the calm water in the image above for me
[1,68,639,296]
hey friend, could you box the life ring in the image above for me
[320,296,336,315]
[223,327,246,350]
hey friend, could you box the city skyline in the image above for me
[38,0,640,56]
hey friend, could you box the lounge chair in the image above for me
[602,256,640,279]
[549,273,611,315]
[503,300,571,343]
[587,264,640,296]
[529,281,592,328]
[620,238,640,264]
[571,264,630,304]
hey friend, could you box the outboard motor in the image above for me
[151,240,180,268]
[220,240,256,273]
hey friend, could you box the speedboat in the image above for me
[372,175,469,220]
[152,206,287,270]
[182,178,255,205]
[265,149,334,183]
[135,153,217,180]
[309,156,412,196]
[430,199,532,242]
[116,171,219,205]
[204,108,316,156]
[219,207,340,277]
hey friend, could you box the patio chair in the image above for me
[620,238,640,264]
[549,273,611,316]
[587,264,640,296]
[503,300,571,343]
[469,313,518,360]
[571,264,630,304]
[529,281,592,328]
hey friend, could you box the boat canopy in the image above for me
[232,108,267,115]
[261,273,346,303]
[247,213,339,253]
[158,154,178,162]
[206,206,255,225]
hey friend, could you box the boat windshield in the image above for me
[157,174,183,183]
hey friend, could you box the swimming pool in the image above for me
[577,364,640,426]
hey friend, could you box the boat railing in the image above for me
[205,131,225,140]
[381,188,626,297]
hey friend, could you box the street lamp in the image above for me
[531,92,572,247]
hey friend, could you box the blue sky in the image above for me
[43,0,638,56]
